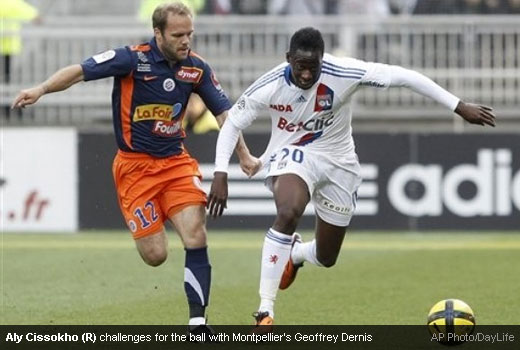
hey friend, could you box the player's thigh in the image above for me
[169,204,207,249]
[312,160,362,228]
[272,174,310,215]
[112,154,166,240]
[135,230,168,266]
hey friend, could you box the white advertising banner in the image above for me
[1,128,78,232]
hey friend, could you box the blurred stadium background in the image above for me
[1,0,519,325]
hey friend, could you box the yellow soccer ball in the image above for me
[427,299,476,345]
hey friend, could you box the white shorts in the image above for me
[265,145,362,227]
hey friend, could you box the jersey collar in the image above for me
[149,38,166,63]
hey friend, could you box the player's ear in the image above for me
[285,51,291,63]
[153,27,162,40]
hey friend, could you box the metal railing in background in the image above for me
[2,15,519,131]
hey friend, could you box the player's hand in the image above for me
[207,172,228,218]
[239,154,262,178]
[455,101,496,127]
[11,86,45,109]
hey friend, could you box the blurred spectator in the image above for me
[459,0,485,14]
[207,0,232,14]
[183,94,220,134]
[231,0,267,14]
[388,0,419,14]
[138,0,206,23]
[508,0,520,13]
[483,0,511,13]
[413,0,463,14]
[267,0,326,15]
[0,0,39,84]
[335,0,391,16]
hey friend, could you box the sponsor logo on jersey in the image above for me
[314,83,334,111]
[163,78,176,92]
[277,113,334,133]
[270,104,293,112]
[176,66,203,83]
[133,104,173,122]
[152,120,182,137]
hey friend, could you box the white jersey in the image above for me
[227,53,392,161]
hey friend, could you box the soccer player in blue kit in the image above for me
[12,2,256,333]
[207,27,496,329]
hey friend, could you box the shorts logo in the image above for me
[152,120,182,137]
[133,104,173,122]
[128,220,137,232]
[314,83,334,111]
[176,66,203,83]
[268,254,279,264]
[322,199,351,215]
[163,78,175,92]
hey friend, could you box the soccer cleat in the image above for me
[251,311,274,334]
[279,233,303,290]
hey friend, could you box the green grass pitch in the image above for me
[1,231,519,325]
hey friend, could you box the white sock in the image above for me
[291,239,323,267]
[258,228,293,318]
[188,317,206,326]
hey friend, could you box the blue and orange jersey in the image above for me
[81,38,231,157]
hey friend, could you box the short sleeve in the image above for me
[194,62,232,116]
[81,47,134,81]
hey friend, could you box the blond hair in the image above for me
[152,2,193,33]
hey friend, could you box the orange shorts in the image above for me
[112,150,207,239]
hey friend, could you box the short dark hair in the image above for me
[289,27,324,55]
[152,2,192,34]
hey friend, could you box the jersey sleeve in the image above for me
[227,80,272,130]
[358,60,392,89]
[194,62,232,116]
[81,47,134,81]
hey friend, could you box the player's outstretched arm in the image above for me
[385,65,496,127]
[454,101,496,127]
[11,64,84,109]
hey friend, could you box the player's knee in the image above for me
[275,206,303,230]
[141,248,167,267]
[317,254,337,268]
[182,227,207,249]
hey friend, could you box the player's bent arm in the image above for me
[214,118,242,174]
[387,65,496,127]
[215,111,261,177]
[12,64,84,109]
[207,117,243,217]
[387,65,459,111]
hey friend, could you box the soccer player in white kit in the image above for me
[207,27,496,328]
